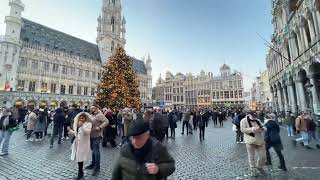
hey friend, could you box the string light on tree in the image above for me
[95,47,141,110]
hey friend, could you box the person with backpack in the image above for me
[0,108,18,156]
[111,120,175,180]
[168,110,177,139]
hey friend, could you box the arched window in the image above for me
[111,41,114,52]
[111,16,115,32]
[112,0,116,5]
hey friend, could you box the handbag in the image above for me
[232,124,237,131]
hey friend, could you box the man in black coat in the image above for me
[264,114,287,171]
[50,108,65,148]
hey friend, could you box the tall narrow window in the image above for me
[84,87,88,95]
[28,81,36,92]
[51,84,56,94]
[60,85,66,94]
[111,16,115,32]
[77,87,82,95]
[17,80,25,91]
[68,86,74,94]
[41,82,48,92]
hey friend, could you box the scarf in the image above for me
[130,138,152,163]
[247,117,262,137]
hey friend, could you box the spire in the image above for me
[97,0,125,64]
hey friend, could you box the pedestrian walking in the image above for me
[233,112,245,143]
[283,112,295,137]
[102,109,117,148]
[85,105,109,176]
[50,108,65,148]
[0,108,18,156]
[151,112,165,142]
[34,108,47,141]
[240,111,267,177]
[122,108,133,137]
[293,113,312,149]
[264,114,287,171]
[63,107,71,140]
[198,111,206,141]
[168,110,177,138]
[212,110,218,126]
[111,120,175,180]
[306,115,320,149]
[218,111,224,127]
[161,111,169,140]
[26,109,37,141]
[181,110,191,135]
[68,112,92,180]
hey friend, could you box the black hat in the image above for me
[247,111,257,117]
[127,120,150,137]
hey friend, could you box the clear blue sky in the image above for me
[0,0,273,90]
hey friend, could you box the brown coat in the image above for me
[295,116,307,131]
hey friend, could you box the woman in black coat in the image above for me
[102,111,117,148]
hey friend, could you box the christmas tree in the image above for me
[96,47,141,110]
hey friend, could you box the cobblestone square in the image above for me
[1,120,320,180]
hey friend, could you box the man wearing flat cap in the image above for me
[111,120,175,180]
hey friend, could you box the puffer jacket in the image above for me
[111,138,175,180]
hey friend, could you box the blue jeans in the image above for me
[287,125,294,136]
[308,131,320,145]
[0,130,12,154]
[296,131,309,145]
[90,137,101,170]
[50,126,63,145]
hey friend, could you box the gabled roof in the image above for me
[20,18,148,75]
[20,18,101,62]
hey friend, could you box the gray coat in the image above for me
[34,114,47,132]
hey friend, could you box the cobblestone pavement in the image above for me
[1,119,320,180]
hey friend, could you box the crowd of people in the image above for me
[2,103,320,179]
[231,109,320,177]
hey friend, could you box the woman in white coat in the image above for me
[68,112,92,180]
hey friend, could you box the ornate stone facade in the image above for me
[153,64,244,109]
[267,0,320,115]
[0,0,152,108]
